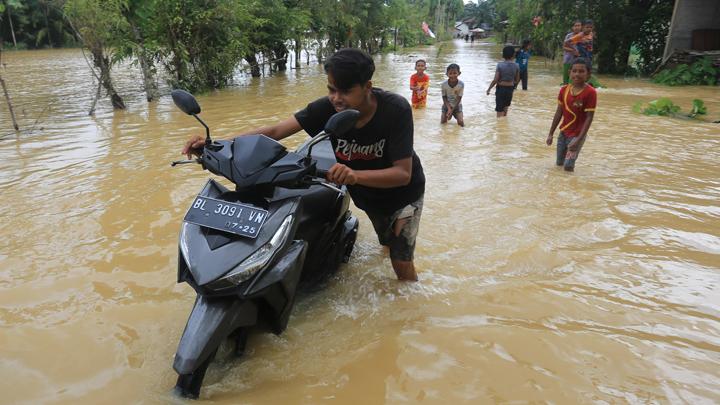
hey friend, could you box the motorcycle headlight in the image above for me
[218,215,294,285]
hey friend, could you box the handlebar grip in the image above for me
[316,168,328,179]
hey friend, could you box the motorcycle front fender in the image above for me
[173,296,257,375]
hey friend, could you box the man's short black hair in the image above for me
[502,45,515,59]
[582,19,594,26]
[570,57,592,72]
[446,63,460,73]
[521,39,531,48]
[324,48,375,90]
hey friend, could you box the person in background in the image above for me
[486,45,520,117]
[562,20,582,85]
[409,59,430,108]
[440,63,465,127]
[515,39,532,90]
[546,57,597,172]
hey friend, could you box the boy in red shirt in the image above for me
[409,59,429,108]
[546,57,596,172]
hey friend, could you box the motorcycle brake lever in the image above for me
[302,175,344,194]
[170,158,200,167]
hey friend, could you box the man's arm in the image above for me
[327,157,413,188]
[182,116,302,158]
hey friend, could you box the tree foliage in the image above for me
[489,0,675,75]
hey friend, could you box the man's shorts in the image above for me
[495,85,514,112]
[366,194,424,262]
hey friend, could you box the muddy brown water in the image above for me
[1,41,719,403]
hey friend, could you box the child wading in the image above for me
[515,39,532,90]
[441,63,464,126]
[409,59,429,108]
[546,57,597,172]
[486,45,520,117]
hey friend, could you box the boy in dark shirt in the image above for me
[182,49,426,281]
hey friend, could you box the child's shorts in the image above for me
[495,85,514,111]
[441,103,463,120]
[366,194,424,262]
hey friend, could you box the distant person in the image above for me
[567,20,594,62]
[566,19,602,87]
[546,57,597,172]
[409,59,430,108]
[515,39,532,90]
[486,45,520,117]
[562,20,582,85]
[441,63,464,127]
[471,34,475,43]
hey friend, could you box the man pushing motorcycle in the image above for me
[182,48,425,281]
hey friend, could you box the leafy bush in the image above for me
[653,57,719,86]
[687,99,707,118]
[633,98,710,119]
[633,98,682,116]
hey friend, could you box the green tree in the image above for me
[64,0,127,110]
[150,0,252,92]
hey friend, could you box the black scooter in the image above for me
[169,90,359,399]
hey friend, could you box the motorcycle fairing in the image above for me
[179,179,300,287]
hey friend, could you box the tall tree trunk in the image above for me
[244,53,261,77]
[42,1,54,47]
[294,38,301,69]
[6,3,17,49]
[0,45,19,130]
[130,22,159,102]
[91,47,125,109]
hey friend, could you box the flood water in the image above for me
[1,40,719,404]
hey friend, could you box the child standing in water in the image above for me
[546,57,597,172]
[562,20,582,85]
[486,45,520,117]
[409,59,429,108]
[441,63,464,126]
[515,39,532,90]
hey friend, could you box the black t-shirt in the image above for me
[294,88,425,215]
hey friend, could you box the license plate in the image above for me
[183,196,268,238]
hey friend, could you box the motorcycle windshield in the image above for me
[232,135,288,179]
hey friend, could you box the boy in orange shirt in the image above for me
[546,57,596,172]
[409,59,429,108]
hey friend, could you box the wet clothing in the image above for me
[410,73,429,108]
[294,88,426,216]
[570,32,593,62]
[556,132,585,170]
[367,194,424,261]
[495,85,515,112]
[515,49,530,71]
[557,84,597,137]
[515,49,530,90]
[496,61,519,83]
[441,79,464,109]
[562,32,577,64]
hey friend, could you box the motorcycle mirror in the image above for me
[171,89,201,116]
[171,89,211,145]
[324,109,359,136]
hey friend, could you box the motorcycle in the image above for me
[169,90,360,399]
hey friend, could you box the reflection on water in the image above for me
[1,44,719,403]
